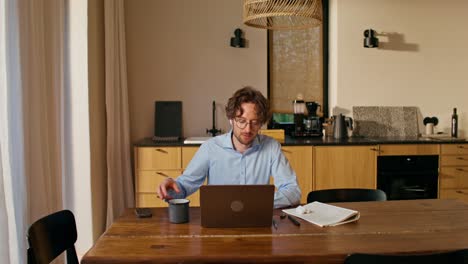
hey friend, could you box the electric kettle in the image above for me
[332,114,353,139]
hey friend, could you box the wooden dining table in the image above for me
[81,199,468,264]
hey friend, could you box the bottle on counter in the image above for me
[451,108,458,138]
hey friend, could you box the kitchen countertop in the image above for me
[135,135,466,147]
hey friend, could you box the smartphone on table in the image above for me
[135,208,153,218]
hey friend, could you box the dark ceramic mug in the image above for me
[168,199,190,224]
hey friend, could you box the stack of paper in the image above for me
[282,202,360,227]
[183,137,211,144]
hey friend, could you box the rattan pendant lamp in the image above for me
[243,0,322,30]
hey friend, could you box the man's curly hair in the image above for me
[225,87,270,124]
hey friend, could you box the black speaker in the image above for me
[154,101,182,141]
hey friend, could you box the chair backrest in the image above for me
[344,249,468,264]
[27,209,79,264]
[307,188,387,203]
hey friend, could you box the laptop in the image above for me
[200,185,275,228]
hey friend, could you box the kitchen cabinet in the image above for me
[439,144,468,203]
[181,146,202,206]
[134,140,468,206]
[136,147,181,169]
[134,146,200,207]
[378,144,439,155]
[182,146,199,168]
[281,146,313,204]
[135,145,313,206]
[314,146,377,190]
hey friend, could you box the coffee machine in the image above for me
[292,101,323,137]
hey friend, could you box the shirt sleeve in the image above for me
[269,140,302,208]
[168,143,210,199]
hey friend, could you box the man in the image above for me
[157,87,301,208]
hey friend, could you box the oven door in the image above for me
[378,171,438,200]
[377,155,439,200]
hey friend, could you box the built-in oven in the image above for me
[377,155,439,200]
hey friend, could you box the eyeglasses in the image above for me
[233,118,262,129]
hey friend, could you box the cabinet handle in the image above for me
[456,168,465,172]
[456,157,466,160]
[370,148,382,154]
[456,190,467,195]
[155,148,168,154]
[156,172,169,177]
[457,145,466,149]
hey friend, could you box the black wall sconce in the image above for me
[363,29,379,48]
[230,28,245,48]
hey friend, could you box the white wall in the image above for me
[330,0,468,137]
[124,0,468,141]
[125,0,267,141]
[67,0,93,256]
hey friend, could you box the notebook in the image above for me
[200,185,275,228]
[282,202,360,227]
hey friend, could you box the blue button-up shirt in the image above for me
[171,131,301,208]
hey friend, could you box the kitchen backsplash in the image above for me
[353,106,419,137]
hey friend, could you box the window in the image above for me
[268,0,329,117]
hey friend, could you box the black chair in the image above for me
[27,210,79,264]
[307,188,387,203]
[344,249,468,264]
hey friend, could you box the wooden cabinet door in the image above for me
[441,144,468,155]
[135,147,181,170]
[182,147,199,168]
[439,167,468,189]
[439,189,468,203]
[135,169,182,207]
[281,146,313,204]
[439,143,468,203]
[314,146,377,190]
[181,146,202,206]
[136,170,182,192]
[134,146,182,208]
[378,144,439,156]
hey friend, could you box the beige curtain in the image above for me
[0,0,21,263]
[1,0,67,263]
[19,0,65,223]
[0,143,14,263]
[104,0,135,226]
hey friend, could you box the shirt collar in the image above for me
[221,130,261,151]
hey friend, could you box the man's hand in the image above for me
[157,178,180,200]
